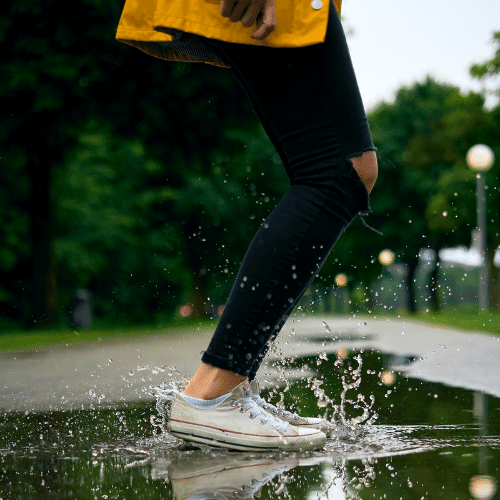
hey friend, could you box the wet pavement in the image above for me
[1,316,500,499]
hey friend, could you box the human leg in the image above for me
[185,1,376,398]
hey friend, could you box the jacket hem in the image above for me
[152,12,329,49]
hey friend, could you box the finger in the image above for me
[251,22,275,40]
[251,8,276,40]
[251,21,276,40]
[220,0,237,18]
[230,0,250,22]
[241,2,262,27]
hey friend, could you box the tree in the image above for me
[470,31,500,106]
[171,127,289,317]
[1,0,269,326]
[53,124,188,322]
[329,79,463,312]
[327,77,498,313]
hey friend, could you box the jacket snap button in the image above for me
[311,0,323,9]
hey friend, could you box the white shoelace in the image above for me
[231,395,289,432]
[251,393,300,421]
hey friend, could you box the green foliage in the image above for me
[327,78,463,293]
[470,31,500,91]
[328,76,500,311]
[370,78,467,251]
[2,0,500,325]
[51,119,288,322]
[169,125,289,313]
[0,0,273,325]
[53,124,187,320]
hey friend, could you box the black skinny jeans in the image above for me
[201,3,375,380]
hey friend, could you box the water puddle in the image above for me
[1,348,499,499]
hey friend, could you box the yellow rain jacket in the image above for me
[116,0,342,67]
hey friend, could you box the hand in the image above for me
[220,0,277,40]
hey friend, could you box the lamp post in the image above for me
[466,144,495,310]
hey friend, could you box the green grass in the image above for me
[397,308,500,335]
[0,318,218,352]
[1,308,498,352]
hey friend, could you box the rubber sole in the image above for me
[168,421,326,452]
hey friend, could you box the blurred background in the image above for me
[1,0,500,334]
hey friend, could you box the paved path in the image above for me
[277,316,500,399]
[1,317,499,412]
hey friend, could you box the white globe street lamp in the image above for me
[467,144,495,172]
[466,144,495,310]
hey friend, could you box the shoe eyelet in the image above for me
[239,408,245,413]
[272,409,278,414]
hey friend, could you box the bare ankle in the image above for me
[183,363,246,400]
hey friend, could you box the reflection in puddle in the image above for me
[1,348,499,499]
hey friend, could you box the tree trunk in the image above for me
[429,252,441,312]
[183,215,211,319]
[190,271,209,318]
[488,237,500,311]
[405,257,419,313]
[27,149,58,328]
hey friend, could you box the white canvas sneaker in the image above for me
[249,379,334,435]
[166,379,326,452]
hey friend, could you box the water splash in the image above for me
[300,351,378,439]
[337,354,377,428]
[149,367,188,436]
[88,389,106,405]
